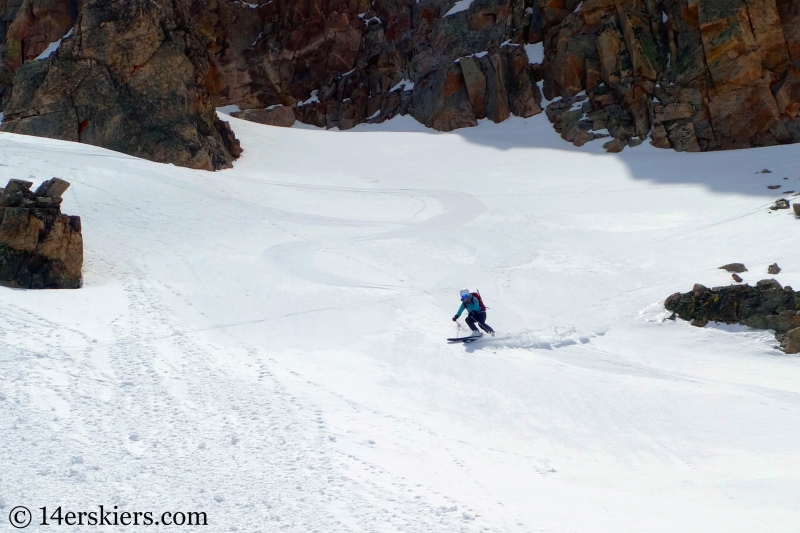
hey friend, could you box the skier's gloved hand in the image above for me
[452,316,458,321]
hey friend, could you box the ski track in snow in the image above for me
[2,114,800,532]
[0,266,479,531]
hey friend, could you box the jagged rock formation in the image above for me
[0,177,82,289]
[0,0,241,170]
[665,280,800,353]
[194,0,543,130]
[542,0,800,152]
[4,0,800,163]
[1,0,543,143]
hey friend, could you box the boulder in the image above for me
[0,178,82,289]
[720,263,748,273]
[771,198,790,209]
[34,177,69,198]
[768,263,782,274]
[232,107,297,128]
[781,326,800,354]
[603,138,626,152]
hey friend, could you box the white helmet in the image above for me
[459,288,470,298]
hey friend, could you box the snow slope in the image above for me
[1,112,800,532]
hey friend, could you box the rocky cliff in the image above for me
[184,0,544,130]
[0,177,82,289]
[0,0,543,154]
[0,0,241,170]
[2,0,800,166]
[542,0,800,152]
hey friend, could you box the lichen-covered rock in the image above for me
[541,0,800,153]
[0,0,241,171]
[0,0,78,87]
[665,279,800,352]
[0,178,82,289]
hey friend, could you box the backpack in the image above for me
[471,291,486,311]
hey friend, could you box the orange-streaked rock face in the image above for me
[1,0,544,162]
[5,0,800,158]
[542,0,800,152]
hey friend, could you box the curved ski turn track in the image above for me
[1,115,800,532]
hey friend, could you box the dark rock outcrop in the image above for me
[0,0,78,104]
[720,263,748,273]
[542,0,800,152]
[6,0,800,161]
[207,0,544,131]
[0,0,541,163]
[0,0,242,171]
[771,198,791,209]
[0,177,82,289]
[665,280,800,353]
[232,106,296,128]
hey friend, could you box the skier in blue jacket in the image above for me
[453,288,495,337]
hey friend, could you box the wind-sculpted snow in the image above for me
[2,114,800,532]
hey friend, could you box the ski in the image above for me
[447,336,484,343]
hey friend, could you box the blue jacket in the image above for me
[454,295,482,318]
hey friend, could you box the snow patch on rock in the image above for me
[444,0,474,16]
[389,79,414,92]
[524,43,544,64]
[35,28,73,60]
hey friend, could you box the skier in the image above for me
[452,288,495,337]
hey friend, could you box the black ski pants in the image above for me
[466,311,494,333]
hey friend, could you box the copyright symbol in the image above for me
[8,506,31,529]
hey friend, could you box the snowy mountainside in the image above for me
[1,113,800,532]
